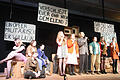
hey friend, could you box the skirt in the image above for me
[57,45,67,59]
[66,51,78,65]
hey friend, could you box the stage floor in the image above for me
[0,73,120,80]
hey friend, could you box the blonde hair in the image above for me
[56,31,64,42]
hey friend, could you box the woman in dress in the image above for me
[66,34,79,75]
[56,31,67,76]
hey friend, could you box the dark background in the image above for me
[0,0,120,72]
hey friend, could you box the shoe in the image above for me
[102,70,107,74]
[115,72,119,74]
[79,73,82,75]
[101,70,104,74]
[91,72,95,75]
[113,72,116,74]
[63,73,66,76]
[72,72,76,75]
[96,71,101,75]
[6,76,10,79]
[46,71,50,76]
[70,72,73,75]
[104,71,107,74]
[85,72,89,74]
[60,73,64,76]
[39,74,46,78]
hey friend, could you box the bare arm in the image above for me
[14,46,25,53]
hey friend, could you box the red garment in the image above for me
[67,39,79,54]
[99,41,107,56]
[110,42,119,59]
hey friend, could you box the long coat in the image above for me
[110,42,119,59]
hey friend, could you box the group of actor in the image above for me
[0,39,50,79]
[0,31,119,79]
[56,31,119,76]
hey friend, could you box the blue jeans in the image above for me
[36,58,42,70]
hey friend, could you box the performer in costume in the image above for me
[37,44,50,76]
[89,37,101,75]
[26,40,42,71]
[110,37,119,74]
[56,31,68,76]
[66,34,79,75]
[24,53,41,79]
[0,38,27,79]
[99,36,107,74]
[77,32,89,75]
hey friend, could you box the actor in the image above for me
[77,32,89,75]
[110,37,119,74]
[99,36,107,74]
[0,38,27,79]
[89,37,101,75]
[37,44,50,76]
[24,53,41,79]
[56,31,67,76]
[66,34,79,75]
[26,40,43,71]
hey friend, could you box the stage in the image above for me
[0,73,120,80]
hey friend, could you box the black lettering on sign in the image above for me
[61,15,68,19]
[39,16,50,21]
[38,10,50,16]
[51,13,59,18]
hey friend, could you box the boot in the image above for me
[101,70,104,74]
[69,65,72,75]
[113,68,115,74]
[103,70,107,74]
[72,65,76,75]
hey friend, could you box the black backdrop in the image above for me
[0,2,120,72]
